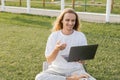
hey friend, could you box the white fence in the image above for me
[0,0,120,23]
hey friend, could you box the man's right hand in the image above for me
[55,40,67,51]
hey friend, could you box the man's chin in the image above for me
[68,29,73,31]
[68,28,73,31]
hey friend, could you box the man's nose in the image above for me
[69,21,73,25]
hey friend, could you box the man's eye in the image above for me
[72,20,75,22]
[65,19,69,21]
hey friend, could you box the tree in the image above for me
[72,0,75,9]
[111,0,114,10]
[20,0,22,6]
[42,0,45,8]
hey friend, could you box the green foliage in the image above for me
[0,12,120,80]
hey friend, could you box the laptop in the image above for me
[64,44,98,62]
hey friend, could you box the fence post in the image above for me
[61,0,64,11]
[106,0,112,22]
[1,0,5,11]
[27,0,30,13]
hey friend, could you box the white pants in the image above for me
[35,72,66,80]
[35,69,96,80]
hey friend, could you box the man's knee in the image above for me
[35,73,45,80]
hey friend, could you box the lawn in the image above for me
[0,12,120,80]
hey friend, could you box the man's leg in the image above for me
[35,72,66,80]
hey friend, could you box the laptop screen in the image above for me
[68,44,98,62]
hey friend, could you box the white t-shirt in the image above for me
[45,30,87,72]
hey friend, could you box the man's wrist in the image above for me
[66,76,73,80]
[54,48,60,53]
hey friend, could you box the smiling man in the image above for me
[35,8,96,80]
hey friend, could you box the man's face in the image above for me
[62,13,76,31]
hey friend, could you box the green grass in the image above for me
[0,12,120,80]
[2,0,120,14]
